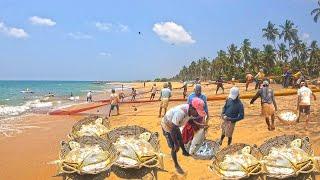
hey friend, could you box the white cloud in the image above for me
[68,32,92,40]
[99,52,111,57]
[95,22,112,31]
[119,24,129,32]
[153,21,195,44]
[0,21,28,38]
[29,16,56,26]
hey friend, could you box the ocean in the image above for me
[0,81,119,118]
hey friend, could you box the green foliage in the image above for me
[171,20,320,81]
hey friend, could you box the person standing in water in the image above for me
[87,91,93,102]
[109,89,120,117]
[161,97,206,174]
[250,80,278,131]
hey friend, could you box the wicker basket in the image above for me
[69,116,110,139]
[101,125,163,179]
[58,136,119,180]
[276,109,299,125]
[190,139,221,160]
[209,143,263,180]
[259,134,316,179]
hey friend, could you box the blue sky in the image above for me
[0,0,319,81]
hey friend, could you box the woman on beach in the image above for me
[250,80,278,131]
[161,97,206,174]
[219,87,244,146]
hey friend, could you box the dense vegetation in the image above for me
[171,20,320,82]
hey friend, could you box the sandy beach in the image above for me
[0,82,319,180]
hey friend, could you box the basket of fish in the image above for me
[210,143,263,179]
[190,139,220,160]
[259,134,320,179]
[276,109,298,125]
[53,136,119,179]
[69,116,110,139]
[101,125,163,179]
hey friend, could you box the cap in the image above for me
[228,87,239,100]
[194,84,202,92]
[191,97,206,117]
[263,80,269,86]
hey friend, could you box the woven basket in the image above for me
[276,109,299,125]
[69,116,110,139]
[58,136,119,179]
[210,143,263,180]
[190,139,221,160]
[101,125,162,179]
[259,134,316,179]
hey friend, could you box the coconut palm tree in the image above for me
[241,39,252,71]
[278,43,289,63]
[311,0,320,22]
[262,21,279,49]
[279,20,298,45]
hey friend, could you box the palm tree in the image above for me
[279,20,298,45]
[278,43,289,63]
[241,39,252,71]
[262,21,279,49]
[311,0,320,22]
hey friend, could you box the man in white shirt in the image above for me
[297,82,316,128]
[86,91,92,102]
[158,82,172,117]
[161,97,206,174]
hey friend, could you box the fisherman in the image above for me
[219,87,244,146]
[254,69,265,90]
[250,80,278,131]
[86,91,93,102]
[216,75,224,94]
[150,83,157,100]
[292,69,302,88]
[187,84,209,118]
[283,69,292,88]
[158,82,172,117]
[161,97,206,174]
[109,89,120,117]
[245,72,254,91]
[119,90,125,102]
[297,81,317,128]
[131,88,137,101]
[181,82,188,99]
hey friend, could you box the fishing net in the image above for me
[259,134,319,179]
[276,109,299,125]
[210,143,263,180]
[185,139,220,160]
[69,116,110,139]
[55,136,119,179]
[101,125,163,179]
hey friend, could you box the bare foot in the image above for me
[175,165,184,174]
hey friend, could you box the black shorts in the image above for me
[162,128,183,149]
[151,93,155,97]
[299,105,310,115]
[110,104,119,110]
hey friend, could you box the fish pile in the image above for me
[114,132,159,168]
[263,139,320,178]
[279,111,298,122]
[194,141,218,158]
[75,118,109,137]
[55,141,115,174]
[213,146,261,179]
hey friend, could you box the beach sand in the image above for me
[0,82,319,180]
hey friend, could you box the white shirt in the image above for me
[110,93,119,105]
[87,92,92,97]
[298,86,312,106]
[151,86,157,94]
[161,104,190,132]
[161,88,171,99]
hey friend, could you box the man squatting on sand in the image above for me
[250,80,278,131]
[161,97,207,174]
[219,87,244,146]
[158,82,172,117]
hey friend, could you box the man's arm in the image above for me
[250,91,261,104]
[312,92,317,101]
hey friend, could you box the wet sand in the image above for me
[0,82,319,179]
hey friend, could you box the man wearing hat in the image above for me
[297,81,317,128]
[158,82,172,117]
[161,97,207,174]
[219,87,244,146]
[250,80,278,131]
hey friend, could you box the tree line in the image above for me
[171,20,320,82]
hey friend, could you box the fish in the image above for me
[76,118,109,137]
[279,111,297,121]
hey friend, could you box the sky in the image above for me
[0,0,319,81]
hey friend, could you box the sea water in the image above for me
[0,81,119,118]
